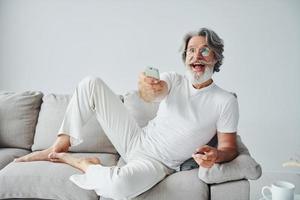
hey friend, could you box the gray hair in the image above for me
[181,28,224,72]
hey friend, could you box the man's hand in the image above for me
[192,145,218,168]
[138,72,168,102]
[193,133,238,168]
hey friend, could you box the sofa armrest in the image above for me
[198,153,262,184]
[210,179,250,200]
[197,135,262,184]
[180,135,262,184]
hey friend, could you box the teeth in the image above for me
[193,63,205,66]
[193,64,204,68]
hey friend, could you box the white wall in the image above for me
[0,0,299,173]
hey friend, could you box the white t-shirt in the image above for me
[141,72,239,170]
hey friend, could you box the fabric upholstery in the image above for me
[134,168,209,200]
[0,91,43,149]
[0,153,118,200]
[0,148,31,170]
[198,135,262,184]
[198,154,261,184]
[210,179,250,200]
[32,94,117,153]
[0,90,257,200]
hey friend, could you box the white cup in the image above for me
[261,181,295,200]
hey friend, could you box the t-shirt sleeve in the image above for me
[160,71,178,93]
[217,95,239,133]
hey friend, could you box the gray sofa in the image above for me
[0,90,262,200]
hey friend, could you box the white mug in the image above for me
[261,181,295,200]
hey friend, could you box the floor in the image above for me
[250,171,300,200]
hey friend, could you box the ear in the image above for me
[212,54,218,64]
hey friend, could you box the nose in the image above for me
[195,49,204,60]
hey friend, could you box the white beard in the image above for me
[185,65,214,85]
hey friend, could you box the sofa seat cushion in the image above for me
[0,91,43,149]
[32,94,117,154]
[210,179,250,200]
[132,168,209,200]
[0,153,118,200]
[0,148,31,170]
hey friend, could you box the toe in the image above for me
[14,157,25,162]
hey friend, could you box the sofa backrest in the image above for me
[0,89,247,155]
[31,90,160,153]
[31,94,117,153]
[0,91,43,150]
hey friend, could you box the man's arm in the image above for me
[138,72,169,102]
[215,132,238,162]
[192,132,238,168]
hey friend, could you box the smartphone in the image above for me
[144,67,160,80]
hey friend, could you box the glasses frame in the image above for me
[185,46,212,58]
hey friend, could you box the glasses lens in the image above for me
[201,47,210,57]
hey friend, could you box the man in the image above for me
[15,28,239,199]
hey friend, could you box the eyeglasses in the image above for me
[186,46,211,57]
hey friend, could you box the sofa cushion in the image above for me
[198,135,262,184]
[32,94,117,153]
[0,148,31,170]
[135,168,208,200]
[210,179,250,200]
[0,91,43,149]
[198,153,262,184]
[0,153,118,200]
[180,135,262,184]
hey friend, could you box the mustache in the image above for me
[187,56,216,66]
[189,60,215,66]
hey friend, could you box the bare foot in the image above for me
[14,148,54,162]
[49,152,101,172]
[52,133,71,152]
[14,134,71,162]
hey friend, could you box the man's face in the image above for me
[185,36,216,76]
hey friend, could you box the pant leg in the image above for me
[70,156,172,200]
[58,76,142,159]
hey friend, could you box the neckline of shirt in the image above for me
[188,79,216,96]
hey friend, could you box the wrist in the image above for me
[215,148,238,163]
[215,149,221,163]
[138,90,153,102]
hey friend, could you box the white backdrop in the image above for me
[0,0,299,173]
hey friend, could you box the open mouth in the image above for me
[191,63,206,73]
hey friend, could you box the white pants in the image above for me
[58,76,172,200]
